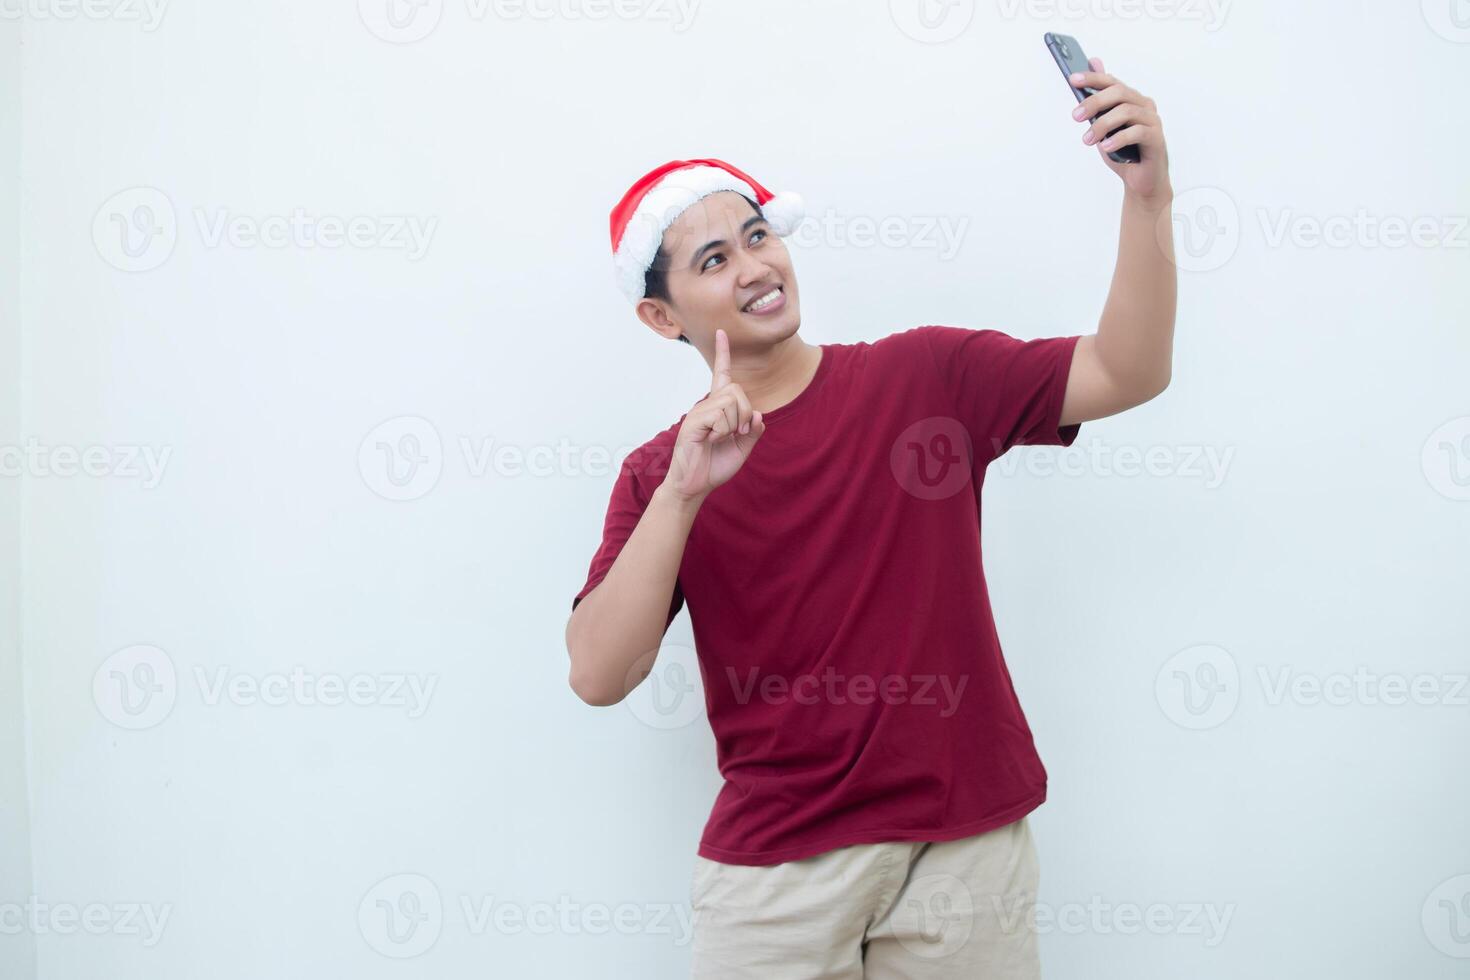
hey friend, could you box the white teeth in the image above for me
[744,287,781,312]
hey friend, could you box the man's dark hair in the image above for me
[642,194,765,346]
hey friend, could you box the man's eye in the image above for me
[700,230,767,272]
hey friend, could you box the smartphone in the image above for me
[1044,32,1139,164]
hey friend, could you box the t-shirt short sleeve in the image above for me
[571,449,685,631]
[917,325,1083,463]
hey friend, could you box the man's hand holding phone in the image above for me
[1064,56,1176,210]
[1046,34,1172,207]
[661,328,766,506]
[1067,55,1172,207]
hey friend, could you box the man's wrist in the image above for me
[1124,184,1174,215]
[653,480,705,517]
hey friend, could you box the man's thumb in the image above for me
[745,411,766,442]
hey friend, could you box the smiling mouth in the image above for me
[742,286,784,314]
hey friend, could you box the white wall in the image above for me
[1,11,38,980]
[6,1,1468,977]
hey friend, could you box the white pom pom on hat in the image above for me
[609,158,804,305]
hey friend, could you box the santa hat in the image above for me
[609,158,804,305]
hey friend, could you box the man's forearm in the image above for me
[1094,187,1177,393]
[565,482,700,706]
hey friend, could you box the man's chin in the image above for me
[730,316,797,342]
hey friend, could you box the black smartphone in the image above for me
[1044,32,1139,164]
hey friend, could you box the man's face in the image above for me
[636,191,801,349]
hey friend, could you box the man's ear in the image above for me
[635,297,684,342]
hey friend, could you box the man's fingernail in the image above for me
[1070,72,1083,83]
[1072,106,1086,120]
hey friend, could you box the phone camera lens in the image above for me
[1060,42,1071,58]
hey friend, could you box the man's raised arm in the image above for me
[1057,59,1177,427]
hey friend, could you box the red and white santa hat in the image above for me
[609,158,804,305]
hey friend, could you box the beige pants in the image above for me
[689,816,1040,979]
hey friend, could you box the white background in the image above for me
[2,0,1468,977]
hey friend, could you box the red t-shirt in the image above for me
[572,325,1082,866]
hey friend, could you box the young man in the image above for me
[567,60,1174,980]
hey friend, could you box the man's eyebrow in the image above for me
[687,215,768,269]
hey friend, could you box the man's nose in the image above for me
[732,246,774,284]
